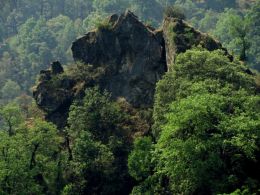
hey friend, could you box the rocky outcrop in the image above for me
[33,11,231,128]
[34,62,75,127]
[72,11,167,107]
[33,62,104,127]
[163,17,232,67]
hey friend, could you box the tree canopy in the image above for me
[129,48,260,194]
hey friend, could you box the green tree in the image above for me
[198,10,219,33]
[8,17,57,90]
[155,91,260,194]
[67,87,133,194]
[130,48,260,194]
[0,115,62,194]
[213,9,249,61]
[0,52,18,89]
[128,137,154,181]
[47,15,77,62]
[0,103,23,136]
[68,87,125,142]
[0,79,21,103]
[64,131,114,194]
[153,48,255,136]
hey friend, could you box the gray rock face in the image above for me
[34,68,77,127]
[72,10,167,107]
[163,17,232,68]
[33,11,232,128]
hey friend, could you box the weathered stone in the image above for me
[163,17,232,68]
[33,11,234,128]
[72,10,167,107]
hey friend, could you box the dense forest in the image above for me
[0,0,259,194]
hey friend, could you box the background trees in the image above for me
[0,0,259,104]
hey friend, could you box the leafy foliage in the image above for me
[66,87,134,194]
[128,137,154,181]
[153,48,255,136]
[129,48,260,194]
[0,110,62,194]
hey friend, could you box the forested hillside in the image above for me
[0,0,259,194]
[0,0,259,104]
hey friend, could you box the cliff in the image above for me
[72,11,167,107]
[33,10,230,127]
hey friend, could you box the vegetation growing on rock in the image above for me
[0,1,259,194]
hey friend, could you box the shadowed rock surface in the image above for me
[33,11,231,127]
[72,11,167,107]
